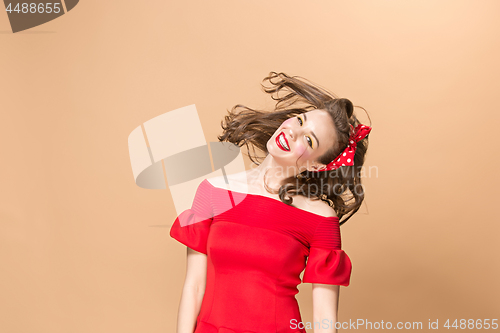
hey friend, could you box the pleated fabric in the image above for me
[170,179,352,333]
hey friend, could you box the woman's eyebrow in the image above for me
[303,113,320,147]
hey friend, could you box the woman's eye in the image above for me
[297,116,303,126]
[306,136,313,148]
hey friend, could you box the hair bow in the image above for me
[316,123,372,172]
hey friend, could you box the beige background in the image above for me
[1,1,499,332]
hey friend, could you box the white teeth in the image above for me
[279,134,289,150]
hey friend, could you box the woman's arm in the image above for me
[312,283,340,333]
[175,247,207,333]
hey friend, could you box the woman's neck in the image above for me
[246,154,298,193]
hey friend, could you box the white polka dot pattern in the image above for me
[316,123,372,171]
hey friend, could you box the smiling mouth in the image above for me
[276,132,290,151]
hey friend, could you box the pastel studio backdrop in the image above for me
[1,1,499,332]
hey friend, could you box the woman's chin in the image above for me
[266,141,280,156]
[267,146,283,160]
[266,140,272,153]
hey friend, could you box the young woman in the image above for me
[170,72,372,333]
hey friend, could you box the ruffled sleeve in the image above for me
[302,217,352,286]
[169,180,214,255]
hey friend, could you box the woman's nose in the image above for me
[289,124,304,141]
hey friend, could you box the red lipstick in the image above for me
[275,132,290,151]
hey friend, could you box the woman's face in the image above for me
[266,109,337,173]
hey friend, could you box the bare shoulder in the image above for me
[205,175,228,189]
[293,195,338,218]
[206,171,249,192]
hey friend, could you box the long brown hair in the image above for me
[218,72,372,226]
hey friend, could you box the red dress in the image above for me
[170,179,352,333]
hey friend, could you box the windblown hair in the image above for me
[218,72,372,226]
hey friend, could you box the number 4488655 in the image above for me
[444,319,498,329]
[5,3,62,14]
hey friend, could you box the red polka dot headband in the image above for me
[317,123,372,171]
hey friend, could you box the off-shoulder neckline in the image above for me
[203,179,339,221]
